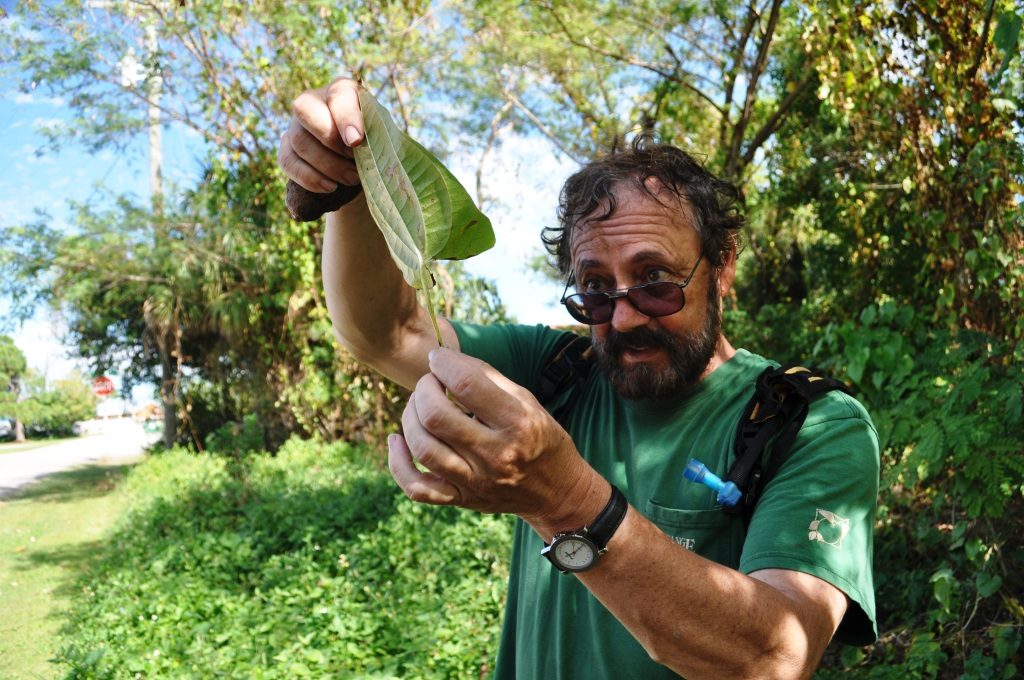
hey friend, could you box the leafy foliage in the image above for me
[15,373,98,438]
[0,334,27,391]
[55,438,513,679]
[0,1,508,449]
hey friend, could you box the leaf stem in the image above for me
[420,265,445,349]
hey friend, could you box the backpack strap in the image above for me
[534,333,593,425]
[725,365,850,524]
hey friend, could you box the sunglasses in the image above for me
[560,254,704,325]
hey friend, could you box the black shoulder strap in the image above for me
[725,364,850,524]
[534,333,593,425]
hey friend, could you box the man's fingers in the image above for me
[402,389,476,480]
[387,433,459,505]
[282,78,364,195]
[427,348,532,428]
[285,120,360,186]
[325,78,364,149]
[292,88,347,155]
[278,131,341,194]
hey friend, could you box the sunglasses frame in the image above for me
[560,253,705,325]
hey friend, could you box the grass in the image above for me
[0,460,141,679]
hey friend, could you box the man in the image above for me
[279,78,879,679]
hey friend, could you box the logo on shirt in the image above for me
[672,536,696,551]
[808,509,850,549]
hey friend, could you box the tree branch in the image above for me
[476,100,514,208]
[504,90,588,164]
[720,2,759,151]
[741,64,814,166]
[726,0,783,179]
[543,3,726,117]
[966,0,997,82]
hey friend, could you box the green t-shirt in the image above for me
[451,322,880,680]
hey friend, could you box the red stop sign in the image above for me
[92,376,115,398]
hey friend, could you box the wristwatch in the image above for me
[541,485,627,573]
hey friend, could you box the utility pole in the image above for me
[93,1,176,446]
[145,20,163,216]
[90,1,163,211]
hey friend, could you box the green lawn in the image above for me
[0,461,140,679]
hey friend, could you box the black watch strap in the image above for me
[587,485,627,550]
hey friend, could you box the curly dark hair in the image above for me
[543,136,745,276]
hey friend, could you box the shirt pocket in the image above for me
[644,499,744,569]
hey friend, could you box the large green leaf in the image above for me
[353,88,494,289]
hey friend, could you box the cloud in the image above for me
[31,116,63,130]
[10,91,65,107]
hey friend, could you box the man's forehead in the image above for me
[577,179,692,225]
[569,181,697,253]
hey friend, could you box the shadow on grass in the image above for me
[5,463,138,589]
[5,463,138,504]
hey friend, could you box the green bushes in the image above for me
[809,303,1023,678]
[55,439,512,679]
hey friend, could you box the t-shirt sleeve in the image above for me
[450,321,574,395]
[738,391,880,646]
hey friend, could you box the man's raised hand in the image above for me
[279,78,366,220]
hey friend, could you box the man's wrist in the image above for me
[524,468,611,540]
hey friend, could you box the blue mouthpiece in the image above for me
[683,458,741,507]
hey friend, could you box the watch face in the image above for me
[553,536,596,572]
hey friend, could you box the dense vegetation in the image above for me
[0,1,1021,677]
[56,438,511,678]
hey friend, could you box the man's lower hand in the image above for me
[387,347,601,527]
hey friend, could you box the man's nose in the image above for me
[609,294,650,333]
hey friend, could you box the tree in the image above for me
[2,0,1022,673]
[761,0,1023,340]
[0,334,28,442]
[21,372,97,437]
[1,1,506,448]
[446,2,825,182]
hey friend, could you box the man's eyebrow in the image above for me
[575,250,688,274]
[628,249,677,266]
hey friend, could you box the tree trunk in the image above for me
[159,335,178,449]
[14,418,25,443]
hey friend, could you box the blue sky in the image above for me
[0,35,574,395]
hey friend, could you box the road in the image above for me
[0,418,159,499]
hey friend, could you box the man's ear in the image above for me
[717,249,737,298]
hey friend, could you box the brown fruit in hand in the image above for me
[286,180,363,222]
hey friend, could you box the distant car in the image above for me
[0,417,14,441]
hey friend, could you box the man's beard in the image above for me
[592,281,722,401]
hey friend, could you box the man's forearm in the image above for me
[528,503,842,680]
[321,197,450,389]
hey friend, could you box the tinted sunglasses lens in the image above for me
[628,282,684,317]
[565,293,613,324]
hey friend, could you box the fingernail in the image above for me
[343,125,361,146]
[427,349,437,363]
[319,179,338,193]
[340,169,360,185]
